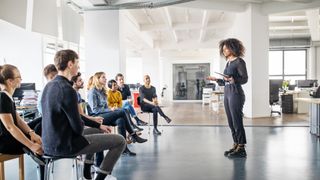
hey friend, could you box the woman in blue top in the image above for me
[87,72,147,156]
[207,38,248,158]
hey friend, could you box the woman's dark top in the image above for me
[41,75,89,156]
[139,85,157,105]
[0,92,18,151]
[217,58,248,95]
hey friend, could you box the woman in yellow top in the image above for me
[107,79,143,131]
[107,79,123,108]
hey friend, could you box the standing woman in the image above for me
[0,65,44,168]
[207,38,248,158]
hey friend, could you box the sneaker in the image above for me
[136,119,148,126]
[105,175,117,180]
[228,146,247,158]
[22,147,46,166]
[122,148,137,156]
[224,144,238,156]
[130,134,147,143]
[133,124,144,131]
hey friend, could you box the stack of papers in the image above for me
[20,90,38,106]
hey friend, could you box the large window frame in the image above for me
[269,49,307,82]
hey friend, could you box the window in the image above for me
[269,49,307,84]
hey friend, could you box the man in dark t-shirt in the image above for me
[115,73,147,126]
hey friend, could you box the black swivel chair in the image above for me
[269,85,281,116]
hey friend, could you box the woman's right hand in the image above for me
[30,143,43,155]
[206,76,217,81]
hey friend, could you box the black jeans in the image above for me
[140,103,167,130]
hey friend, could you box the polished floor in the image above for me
[2,103,318,180]
[138,102,309,126]
[3,126,320,180]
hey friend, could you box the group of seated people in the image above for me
[0,49,172,180]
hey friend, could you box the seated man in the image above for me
[115,73,147,126]
[139,75,172,135]
[41,49,126,180]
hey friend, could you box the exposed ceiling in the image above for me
[67,0,320,54]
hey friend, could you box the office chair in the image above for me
[269,85,281,116]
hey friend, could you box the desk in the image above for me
[211,91,224,111]
[280,90,309,113]
[16,106,38,121]
[296,98,320,136]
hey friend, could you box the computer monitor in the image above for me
[269,79,283,90]
[13,83,36,100]
[296,80,318,88]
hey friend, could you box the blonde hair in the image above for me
[92,72,107,93]
[87,76,94,90]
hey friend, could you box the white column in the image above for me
[141,49,161,97]
[227,4,270,118]
[84,10,121,80]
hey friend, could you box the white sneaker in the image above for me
[105,175,117,180]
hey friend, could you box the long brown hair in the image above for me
[92,72,107,93]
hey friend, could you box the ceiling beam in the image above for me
[140,22,229,32]
[199,10,209,42]
[306,9,320,41]
[269,21,308,27]
[123,11,154,48]
[142,9,154,24]
[269,26,309,31]
[176,0,247,12]
[262,1,320,14]
[163,7,178,43]
[269,15,307,22]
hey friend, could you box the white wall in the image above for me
[84,11,120,80]
[0,20,43,90]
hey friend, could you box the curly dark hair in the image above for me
[219,38,245,58]
[108,79,117,89]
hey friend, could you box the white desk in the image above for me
[281,90,309,113]
[296,98,320,136]
[211,91,224,111]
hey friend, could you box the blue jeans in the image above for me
[122,101,137,117]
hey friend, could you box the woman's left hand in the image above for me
[30,133,42,145]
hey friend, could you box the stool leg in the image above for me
[74,158,79,180]
[18,155,24,180]
[148,113,151,134]
[0,161,5,180]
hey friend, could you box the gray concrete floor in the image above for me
[3,126,319,180]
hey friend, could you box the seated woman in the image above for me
[107,79,143,131]
[0,64,44,178]
[139,75,172,135]
[87,72,147,156]
[115,73,147,126]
